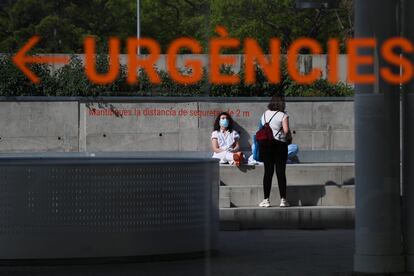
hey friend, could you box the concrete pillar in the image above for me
[403,0,414,272]
[354,0,404,273]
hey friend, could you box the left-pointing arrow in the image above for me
[12,36,70,84]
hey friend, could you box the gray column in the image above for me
[403,0,414,272]
[354,0,404,273]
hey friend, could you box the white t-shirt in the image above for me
[211,130,240,150]
[260,110,289,142]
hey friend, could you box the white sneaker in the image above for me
[280,198,290,207]
[219,159,228,164]
[259,198,270,207]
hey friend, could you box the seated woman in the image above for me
[211,112,244,166]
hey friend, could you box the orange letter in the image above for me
[167,38,203,84]
[347,38,376,84]
[127,38,161,84]
[381,37,414,84]
[244,38,281,84]
[84,37,120,85]
[287,38,322,84]
[327,39,339,83]
[209,26,240,85]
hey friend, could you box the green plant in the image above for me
[0,55,355,97]
[0,54,55,96]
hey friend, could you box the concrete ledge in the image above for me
[0,96,355,103]
[220,163,355,186]
[220,185,355,208]
[220,206,355,230]
[298,150,354,163]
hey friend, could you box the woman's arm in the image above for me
[282,116,290,134]
[211,138,224,153]
[230,140,240,152]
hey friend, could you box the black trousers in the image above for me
[259,139,288,199]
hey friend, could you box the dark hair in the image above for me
[213,112,234,132]
[267,95,286,112]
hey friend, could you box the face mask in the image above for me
[220,118,229,128]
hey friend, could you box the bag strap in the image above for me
[264,111,278,124]
[274,127,283,138]
[274,113,287,137]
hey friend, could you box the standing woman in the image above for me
[211,112,244,166]
[259,96,290,207]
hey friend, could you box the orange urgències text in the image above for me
[14,26,414,86]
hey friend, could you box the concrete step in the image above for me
[220,163,354,187]
[220,206,355,230]
[296,150,354,163]
[219,184,355,208]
